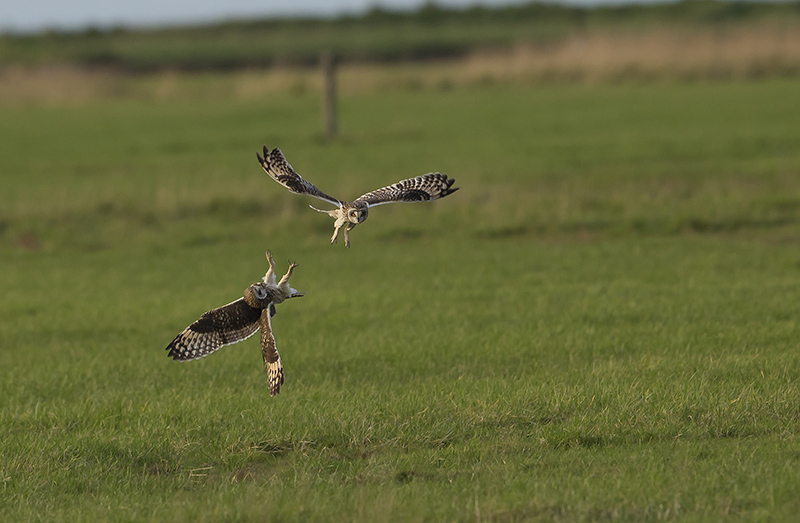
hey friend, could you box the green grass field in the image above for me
[2,78,800,521]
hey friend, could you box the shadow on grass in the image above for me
[250,440,296,456]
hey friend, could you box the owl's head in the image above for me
[243,282,273,309]
[347,203,369,224]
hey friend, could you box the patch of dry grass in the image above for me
[465,24,800,84]
[2,24,800,105]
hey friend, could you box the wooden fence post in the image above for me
[321,50,337,139]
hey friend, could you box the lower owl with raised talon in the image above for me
[165,251,303,396]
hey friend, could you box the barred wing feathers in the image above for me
[355,172,458,207]
[166,299,261,362]
[257,145,341,206]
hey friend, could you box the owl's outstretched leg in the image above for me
[310,205,345,246]
[343,223,357,248]
[263,250,277,285]
[278,261,298,285]
[330,211,347,245]
[330,225,341,245]
[276,261,304,299]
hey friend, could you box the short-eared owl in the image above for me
[257,146,459,247]
[165,251,303,396]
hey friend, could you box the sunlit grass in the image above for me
[2,78,800,521]
[2,80,800,249]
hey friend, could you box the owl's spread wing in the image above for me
[354,172,459,207]
[257,145,341,206]
[166,298,261,361]
[259,309,284,396]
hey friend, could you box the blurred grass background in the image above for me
[2,0,800,71]
[2,80,799,251]
[3,1,800,521]
[2,0,800,107]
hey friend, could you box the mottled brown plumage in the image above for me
[165,251,302,396]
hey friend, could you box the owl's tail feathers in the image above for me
[266,358,284,397]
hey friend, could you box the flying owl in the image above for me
[165,251,303,396]
[257,145,459,247]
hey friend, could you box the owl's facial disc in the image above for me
[348,208,367,223]
[254,285,268,300]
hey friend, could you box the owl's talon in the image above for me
[278,261,299,289]
[263,250,277,284]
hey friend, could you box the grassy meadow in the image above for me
[2,65,800,521]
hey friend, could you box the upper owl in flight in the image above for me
[257,146,459,247]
